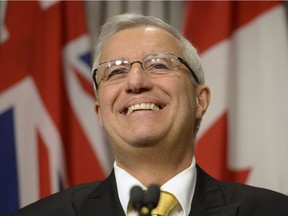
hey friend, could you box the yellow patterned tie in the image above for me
[151,191,178,216]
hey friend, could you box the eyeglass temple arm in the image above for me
[177,57,200,84]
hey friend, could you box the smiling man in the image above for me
[93,23,209,189]
[13,13,288,216]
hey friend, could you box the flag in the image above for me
[183,1,288,194]
[0,1,112,215]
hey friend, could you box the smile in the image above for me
[124,103,163,115]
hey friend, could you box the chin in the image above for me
[124,134,162,148]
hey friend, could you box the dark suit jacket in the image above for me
[12,165,288,216]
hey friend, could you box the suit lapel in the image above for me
[73,170,125,216]
[72,165,239,216]
[189,165,239,216]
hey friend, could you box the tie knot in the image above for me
[151,191,178,216]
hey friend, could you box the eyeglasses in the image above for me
[92,53,199,88]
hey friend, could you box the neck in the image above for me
[115,144,194,186]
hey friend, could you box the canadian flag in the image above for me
[183,1,288,194]
[0,1,112,215]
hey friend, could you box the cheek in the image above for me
[172,74,195,100]
[160,74,195,106]
[97,98,115,132]
[178,78,197,113]
[97,86,121,118]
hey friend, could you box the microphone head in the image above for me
[145,184,160,210]
[130,185,144,211]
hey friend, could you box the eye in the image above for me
[106,67,128,80]
[151,63,168,70]
[146,58,170,71]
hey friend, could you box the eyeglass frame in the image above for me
[92,53,200,89]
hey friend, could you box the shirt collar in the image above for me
[114,157,197,215]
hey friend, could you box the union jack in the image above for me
[0,1,112,215]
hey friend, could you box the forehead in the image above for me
[100,26,183,61]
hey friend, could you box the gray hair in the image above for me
[92,13,205,86]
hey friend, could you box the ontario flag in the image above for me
[0,1,112,215]
[184,1,288,194]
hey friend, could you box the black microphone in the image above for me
[130,184,160,216]
[145,184,160,214]
[130,185,145,213]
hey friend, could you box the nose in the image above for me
[124,63,153,93]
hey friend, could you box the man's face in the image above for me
[95,26,209,155]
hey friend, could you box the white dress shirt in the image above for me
[114,157,197,216]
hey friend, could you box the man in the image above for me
[13,13,288,216]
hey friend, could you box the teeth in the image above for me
[126,103,160,115]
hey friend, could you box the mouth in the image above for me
[122,103,164,115]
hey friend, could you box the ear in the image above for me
[195,85,210,119]
[95,100,103,127]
